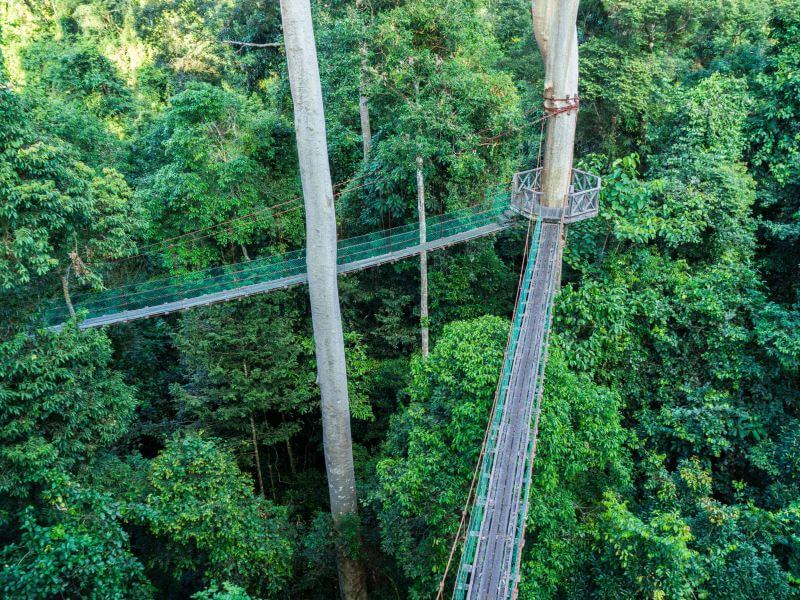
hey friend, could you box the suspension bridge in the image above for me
[47,166,600,599]
[46,169,597,332]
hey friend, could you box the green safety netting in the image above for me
[452,216,543,599]
[46,188,514,327]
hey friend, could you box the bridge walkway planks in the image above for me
[464,222,562,599]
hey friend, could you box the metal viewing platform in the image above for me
[511,168,600,223]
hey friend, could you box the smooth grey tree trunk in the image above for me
[416,156,429,357]
[279,1,368,598]
[533,0,580,208]
[358,57,371,160]
[359,91,371,159]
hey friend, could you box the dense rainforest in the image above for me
[1,0,799,597]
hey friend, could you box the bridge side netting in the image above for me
[46,187,513,328]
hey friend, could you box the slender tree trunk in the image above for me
[356,0,372,160]
[416,156,429,357]
[285,437,298,476]
[533,0,580,209]
[282,415,298,476]
[244,360,266,498]
[267,458,277,499]
[61,268,75,317]
[250,413,266,497]
[359,88,372,160]
[279,1,368,598]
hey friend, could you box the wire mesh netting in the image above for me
[453,217,543,598]
[452,220,563,599]
[45,188,515,328]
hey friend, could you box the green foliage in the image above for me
[141,81,297,270]
[428,241,516,328]
[374,316,508,597]
[22,38,134,119]
[173,296,317,449]
[193,582,257,600]
[0,326,137,499]
[145,433,294,597]
[0,86,143,294]
[591,493,701,599]
[750,1,800,189]
[173,294,373,464]
[314,4,365,175]
[748,1,800,301]
[343,0,521,228]
[517,345,630,598]
[293,511,341,596]
[580,36,668,152]
[0,480,152,599]
[2,0,800,598]
[587,457,796,600]
[135,0,241,82]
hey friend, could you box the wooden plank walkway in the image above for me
[56,220,511,330]
[464,222,562,599]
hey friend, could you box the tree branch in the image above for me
[222,39,282,48]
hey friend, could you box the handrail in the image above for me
[510,167,601,223]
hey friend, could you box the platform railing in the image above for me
[511,167,601,223]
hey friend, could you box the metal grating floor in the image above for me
[456,222,562,599]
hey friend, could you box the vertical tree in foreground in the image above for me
[533,0,580,209]
[278,0,368,597]
[416,155,429,357]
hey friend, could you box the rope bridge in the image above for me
[440,167,599,599]
[47,170,599,332]
[452,219,561,598]
[47,169,597,331]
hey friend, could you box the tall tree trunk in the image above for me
[250,413,266,497]
[416,156,429,357]
[533,0,580,209]
[61,267,75,318]
[356,0,372,160]
[279,1,368,598]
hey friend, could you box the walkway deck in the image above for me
[48,193,515,330]
[454,221,562,599]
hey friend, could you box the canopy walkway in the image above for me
[446,167,599,599]
[47,169,598,331]
[453,218,560,598]
[46,166,600,599]
[47,189,513,330]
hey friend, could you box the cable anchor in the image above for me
[542,94,580,117]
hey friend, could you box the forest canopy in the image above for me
[0,0,799,598]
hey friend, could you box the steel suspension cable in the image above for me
[436,111,549,599]
[96,108,544,268]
